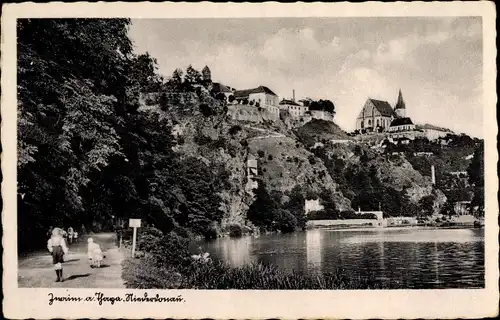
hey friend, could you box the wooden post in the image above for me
[129,218,141,258]
[132,227,137,258]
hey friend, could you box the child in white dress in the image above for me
[87,237,104,268]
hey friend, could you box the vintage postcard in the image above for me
[2,2,498,319]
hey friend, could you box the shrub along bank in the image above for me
[120,228,401,289]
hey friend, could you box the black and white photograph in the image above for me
[2,2,498,319]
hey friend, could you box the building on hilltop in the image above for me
[278,90,308,118]
[355,98,396,132]
[211,82,235,99]
[233,85,280,119]
[355,89,454,141]
[310,109,335,122]
[416,123,453,140]
[201,66,236,99]
[388,116,415,132]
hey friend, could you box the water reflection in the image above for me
[217,236,253,267]
[198,228,485,289]
[306,230,322,272]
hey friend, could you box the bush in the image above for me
[215,92,226,101]
[228,95,235,103]
[308,155,316,165]
[274,209,297,233]
[229,125,242,135]
[257,150,265,158]
[194,133,213,146]
[268,154,273,161]
[203,226,218,240]
[240,139,249,147]
[228,224,243,238]
[199,103,214,117]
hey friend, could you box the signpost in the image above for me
[129,218,141,258]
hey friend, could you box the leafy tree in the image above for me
[168,68,184,89]
[184,65,202,87]
[247,182,278,229]
[418,195,435,217]
[308,99,335,113]
[228,95,235,103]
[284,185,307,230]
[16,18,232,250]
[467,142,484,215]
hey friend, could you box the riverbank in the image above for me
[307,221,484,231]
[120,228,401,289]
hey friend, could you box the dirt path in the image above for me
[18,233,125,288]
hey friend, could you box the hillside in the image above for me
[294,119,351,147]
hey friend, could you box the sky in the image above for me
[128,17,483,137]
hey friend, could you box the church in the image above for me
[355,90,412,132]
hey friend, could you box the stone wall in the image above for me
[226,104,278,123]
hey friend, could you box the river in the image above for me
[196,227,484,289]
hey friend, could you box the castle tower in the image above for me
[202,65,211,82]
[394,89,406,118]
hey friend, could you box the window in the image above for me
[376,119,380,127]
[368,119,372,126]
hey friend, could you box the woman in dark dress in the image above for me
[47,227,69,282]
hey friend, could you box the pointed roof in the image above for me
[395,89,406,110]
[202,65,210,72]
[368,98,396,117]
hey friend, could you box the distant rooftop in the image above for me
[390,117,414,127]
[279,99,301,106]
[212,82,233,93]
[234,85,278,98]
[416,123,453,132]
[369,98,396,117]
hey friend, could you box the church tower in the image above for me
[394,89,406,118]
[202,65,212,82]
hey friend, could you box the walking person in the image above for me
[47,227,69,282]
[67,226,74,244]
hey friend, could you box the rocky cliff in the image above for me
[140,92,454,226]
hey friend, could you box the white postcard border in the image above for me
[2,2,498,319]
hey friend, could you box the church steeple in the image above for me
[395,89,406,118]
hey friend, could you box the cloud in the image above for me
[259,27,352,77]
[128,18,483,137]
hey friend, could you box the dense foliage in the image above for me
[17,19,228,251]
[246,182,306,233]
[467,141,484,215]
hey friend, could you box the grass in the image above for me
[123,254,400,289]
[121,229,401,290]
